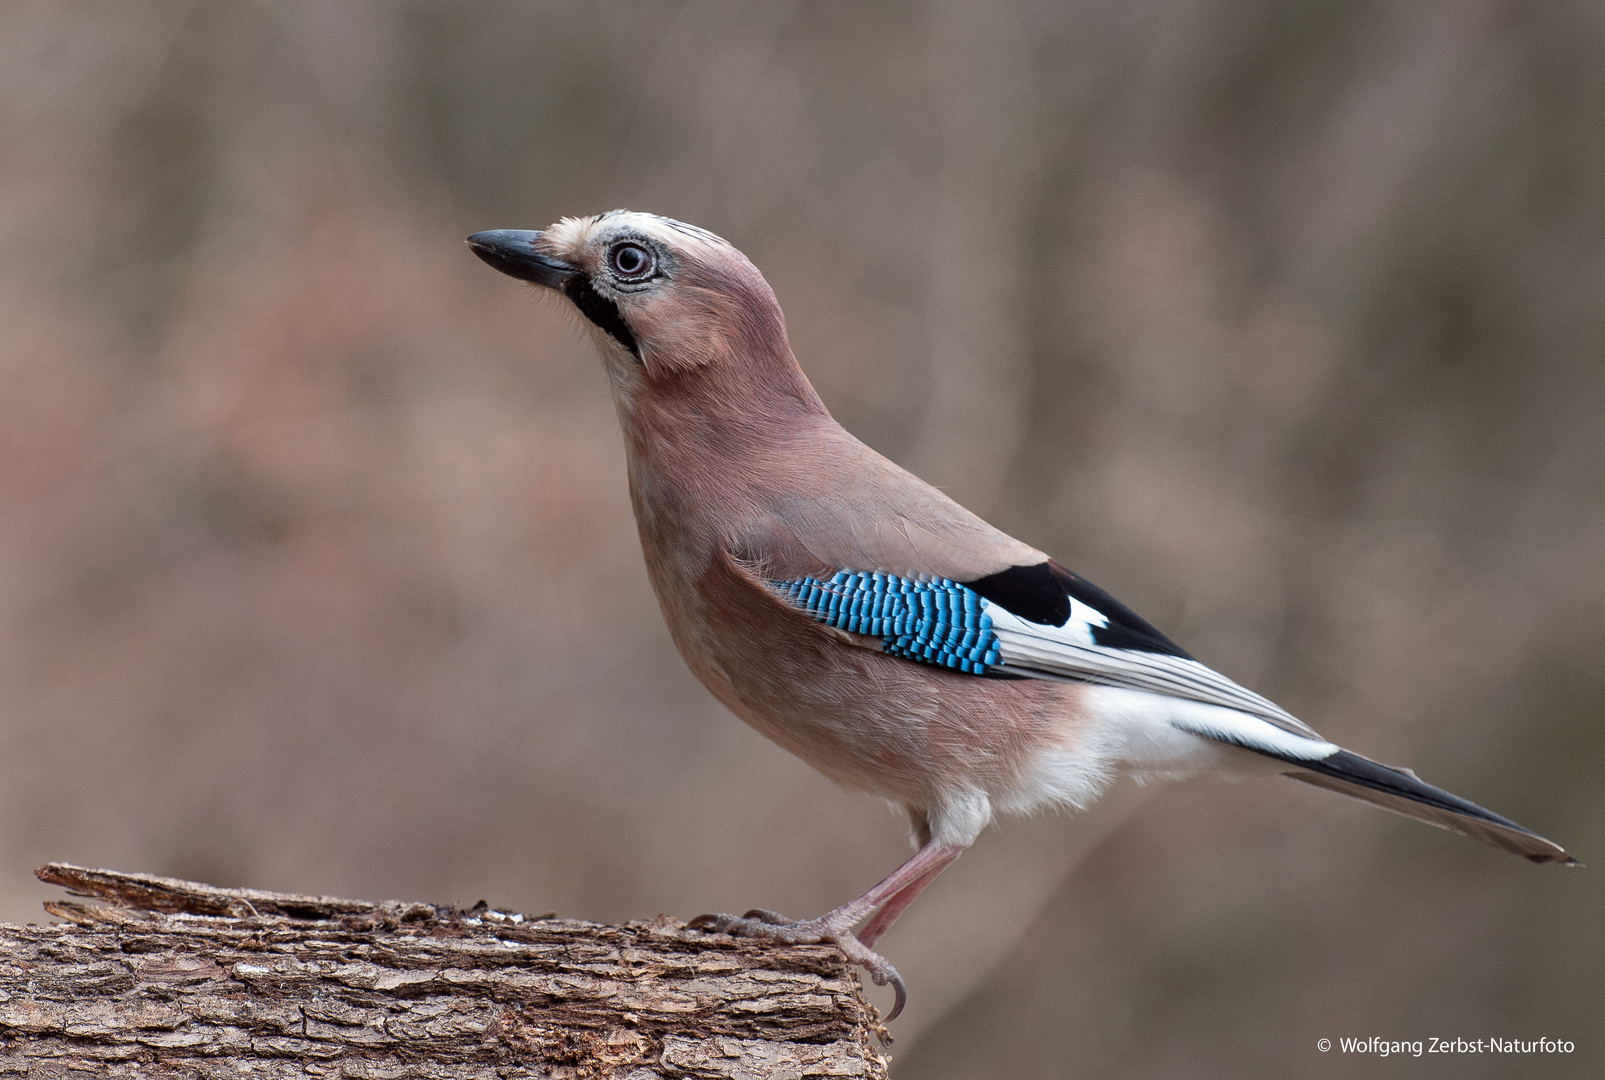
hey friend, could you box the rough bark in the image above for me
[0,864,890,1079]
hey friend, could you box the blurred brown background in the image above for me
[1,1,1601,1075]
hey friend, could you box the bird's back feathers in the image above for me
[761,425,1047,582]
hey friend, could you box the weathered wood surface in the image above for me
[0,865,889,1079]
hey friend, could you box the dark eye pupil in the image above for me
[613,244,648,275]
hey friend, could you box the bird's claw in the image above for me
[685,912,736,933]
[741,908,792,925]
[686,910,909,1022]
[881,967,908,1024]
[841,942,906,1022]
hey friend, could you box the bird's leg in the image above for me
[688,840,965,1020]
[855,859,949,949]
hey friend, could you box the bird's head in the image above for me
[468,212,813,413]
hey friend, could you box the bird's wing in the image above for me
[760,561,1320,739]
[745,435,1317,736]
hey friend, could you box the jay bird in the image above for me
[467,212,1574,1020]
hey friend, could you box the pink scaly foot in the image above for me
[687,840,965,1023]
[688,907,909,1020]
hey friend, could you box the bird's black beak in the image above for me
[466,230,578,289]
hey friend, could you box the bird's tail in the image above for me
[1277,749,1576,865]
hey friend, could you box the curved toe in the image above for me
[685,909,908,1021]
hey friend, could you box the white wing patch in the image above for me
[982,601,1325,741]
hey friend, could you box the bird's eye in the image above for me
[609,242,654,279]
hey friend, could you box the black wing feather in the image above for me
[966,560,1193,659]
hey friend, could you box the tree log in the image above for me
[0,865,890,1079]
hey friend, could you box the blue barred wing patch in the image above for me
[772,571,1001,674]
